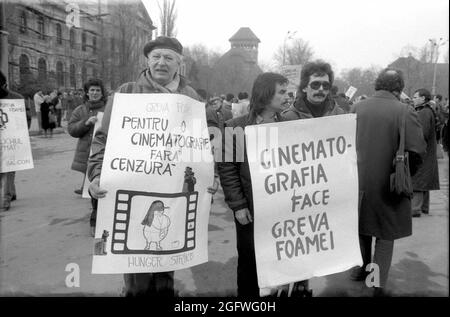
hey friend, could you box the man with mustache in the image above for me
[280,61,344,296]
[282,61,344,121]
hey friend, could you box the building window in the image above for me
[37,15,45,39]
[37,58,47,82]
[92,36,97,53]
[19,54,30,85]
[70,29,75,49]
[56,61,64,87]
[56,24,62,45]
[81,66,87,84]
[82,32,86,51]
[19,11,27,33]
[70,64,76,88]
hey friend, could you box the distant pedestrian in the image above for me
[352,69,426,296]
[40,95,56,138]
[87,36,203,297]
[68,78,106,235]
[33,89,45,133]
[411,88,440,217]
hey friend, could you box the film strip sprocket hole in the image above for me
[111,190,198,255]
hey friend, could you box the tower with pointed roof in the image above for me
[229,27,260,64]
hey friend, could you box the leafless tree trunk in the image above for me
[158,0,177,37]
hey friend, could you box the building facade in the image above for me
[4,0,155,95]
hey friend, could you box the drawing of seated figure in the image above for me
[141,200,171,251]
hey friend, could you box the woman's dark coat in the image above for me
[68,101,105,173]
[412,102,440,191]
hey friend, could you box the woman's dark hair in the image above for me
[374,68,404,94]
[297,61,334,99]
[414,88,431,103]
[83,78,106,102]
[248,72,288,119]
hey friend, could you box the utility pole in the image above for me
[0,1,9,81]
[282,30,296,66]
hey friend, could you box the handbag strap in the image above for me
[396,105,407,160]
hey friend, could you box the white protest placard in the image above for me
[0,99,33,172]
[82,112,104,199]
[400,92,410,100]
[280,65,302,94]
[92,93,214,274]
[345,86,358,99]
[245,114,362,289]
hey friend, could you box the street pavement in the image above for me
[0,129,448,297]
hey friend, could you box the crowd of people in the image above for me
[1,34,448,297]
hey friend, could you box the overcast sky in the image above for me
[142,0,449,75]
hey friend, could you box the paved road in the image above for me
[0,132,448,296]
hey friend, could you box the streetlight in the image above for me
[283,30,297,66]
[429,37,448,95]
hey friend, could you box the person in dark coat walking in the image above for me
[217,72,290,296]
[68,78,106,235]
[351,69,426,296]
[411,88,440,217]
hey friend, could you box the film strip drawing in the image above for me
[110,188,198,255]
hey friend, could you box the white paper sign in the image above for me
[0,99,34,172]
[345,86,358,99]
[92,94,214,274]
[280,65,302,93]
[245,114,362,289]
[82,112,104,199]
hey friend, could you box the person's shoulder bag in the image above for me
[390,104,414,197]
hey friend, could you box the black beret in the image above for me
[143,36,183,57]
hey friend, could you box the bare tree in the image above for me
[273,38,314,68]
[158,0,177,37]
[419,41,435,63]
[340,66,381,97]
[184,44,223,67]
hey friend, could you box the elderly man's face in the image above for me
[303,74,331,105]
[147,48,180,85]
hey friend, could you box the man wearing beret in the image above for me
[87,36,200,297]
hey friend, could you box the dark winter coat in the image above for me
[412,102,440,191]
[281,95,345,120]
[88,71,199,181]
[353,91,426,240]
[68,100,105,173]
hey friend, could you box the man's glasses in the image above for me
[309,81,331,90]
